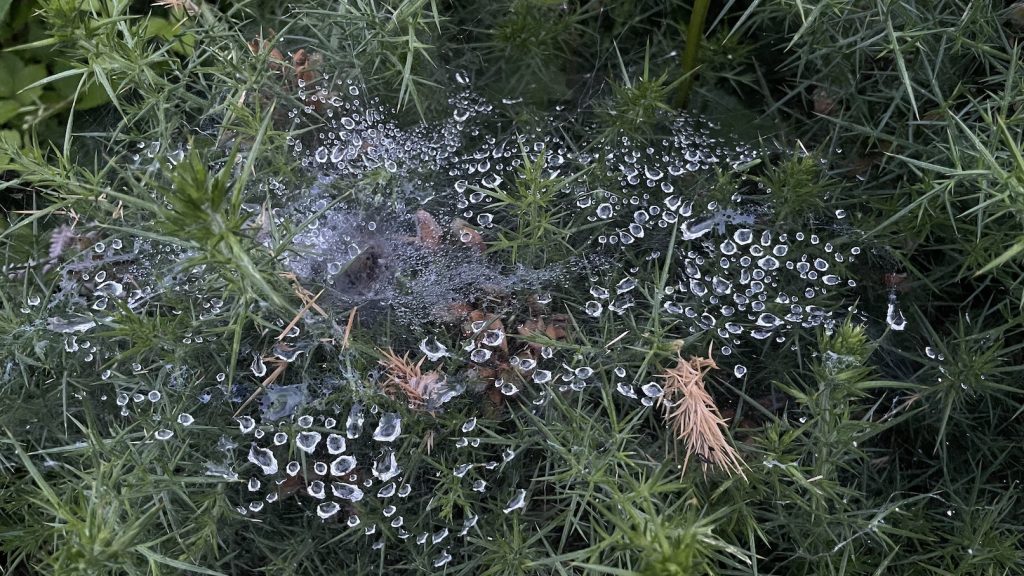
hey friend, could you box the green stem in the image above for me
[675,0,711,108]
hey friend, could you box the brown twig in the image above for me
[342,306,358,350]
[277,289,325,341]
[232,357,289,418]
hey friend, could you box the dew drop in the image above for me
[372,413,402,442]
[247,444,278,475]
[317,502,340,519]
[296,431,322,454]
[237,416,256,434]
[503,489,526,513]
[332,482,364,502]
[372,451,401,482]
[327,433,347,454]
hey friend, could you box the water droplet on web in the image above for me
[332,482,364,501]
[419,337,448,361]
[154,429,174,440]
[346,403,364,438]
[237,416,256,434]
[734,365,747,378]
[373,413,402,442]
[248,444,278,475]
[296,431,322,454]
[503,489,526,513]
[482,330,504,347]
[433,550,452,567]
[331,455,357,476]
[886,297,907,331]
[461,417,477,433]
[327,433,346,454]
[308,480,326,499]
[372,451,401,482]
[250,355,267,378]
[641,382,663,398]
[373,481,401,501]
[177,413,194,426]
[317,502,340,519]
[616,383,637,398]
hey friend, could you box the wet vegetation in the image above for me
[2,0,1024,574]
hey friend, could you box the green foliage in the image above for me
[476,147,588,268]
[601,47,680,137]
[3,1,1024,575]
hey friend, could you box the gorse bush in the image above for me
[2,1,1024,575]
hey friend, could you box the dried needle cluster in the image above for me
[658,354,746,479]
[379,348,447,411]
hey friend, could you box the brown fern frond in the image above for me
[658,353,746,480]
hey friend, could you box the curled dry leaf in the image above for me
[292,49,323,85]
[516,314,568,353]
[247,37,323,92]
[658,353,746,480]
[247,38,286,72]
[414,209,443,249]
